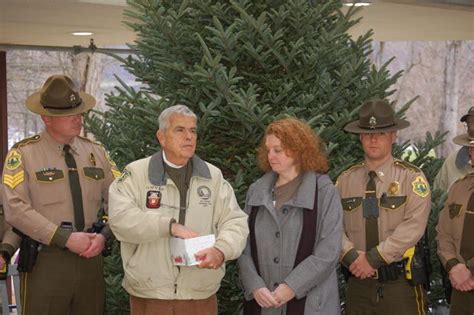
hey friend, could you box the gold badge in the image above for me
[369,116,377,129]
[388,181,400,195]
[411,176,429,198]
[90,153,96,166]
[5,149,22,171]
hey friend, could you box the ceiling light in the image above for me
[72,31,94,36]
[343,1,372,6]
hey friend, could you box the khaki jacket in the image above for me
[108,152,248,300]
[433,147,472,191]
[336,157,431,268]
[436,173,474,273]
[1,131,118,245]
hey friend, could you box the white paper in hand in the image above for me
[170,234,216,266]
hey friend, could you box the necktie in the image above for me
[365,171,379,250]
[460,192,474,262]
[63,144,85,231]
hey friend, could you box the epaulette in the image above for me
[393,160,421,173]
[453,172,474,185]
[340,161,365,176]
[78,135,102,146]
[12,135,41,149]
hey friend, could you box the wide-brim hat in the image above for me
[453,116,474,147]
[26,75,95,116]
[344,99,410,134]
[460,106,474,122]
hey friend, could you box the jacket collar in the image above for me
[148,150,211,185]
[247,171,317,210]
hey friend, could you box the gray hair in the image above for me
[158,105,197,131]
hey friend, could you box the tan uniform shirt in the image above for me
[436,173,474,273]
[0,183,20,257]
[336,157,431,268]
[1,131,119,245]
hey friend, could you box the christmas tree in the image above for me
[86,0,446,313]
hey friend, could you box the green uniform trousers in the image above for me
[449,289,474,315]
[345,277,427,315]
[20,246,105,315]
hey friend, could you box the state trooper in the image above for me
[1,75,120,314]
[436,124,474,315]
[434,106,474,191]
[336,99,431,315]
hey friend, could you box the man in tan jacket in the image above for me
[436,126,474,314]
[336,99,431,315]
[109,105,248,315]
[1,75,119,314]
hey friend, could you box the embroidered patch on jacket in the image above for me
[3,171,25,189]
[197,185,212,207]
[448,203,462,219]
[146,190,161,209]
[411,176,429,198]
[5,149,22,171]
[117,168,131,183]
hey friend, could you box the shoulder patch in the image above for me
[78,135,101,146]
[393,160,421,173]
[412,175,429,198]
[455,173,474,182]
[12,135,40,149]
[5,149,22,171]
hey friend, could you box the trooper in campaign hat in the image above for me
[434,106,474,191]
[436,112,474,313]
[336,99,431,315]
[2,75,120,315]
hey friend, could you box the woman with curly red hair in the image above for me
[238,117,343,315]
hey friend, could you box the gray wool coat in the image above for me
[238,171,342,315]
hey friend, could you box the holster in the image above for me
[406,235,431,289]
[377,261,405,282]
[13,228,40,273]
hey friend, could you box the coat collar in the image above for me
[247,171,318,210]
[148,150,211,185]
[41,130,79,156]
[456,146,470,169]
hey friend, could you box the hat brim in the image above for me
[344,119,410,134]
[25,91,96,116]
[452,133,474,147]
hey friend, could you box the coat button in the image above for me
[274,257,279,263]
[275,231,280,238]
[282,208,289,215]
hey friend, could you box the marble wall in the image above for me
[371,41,474,157]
